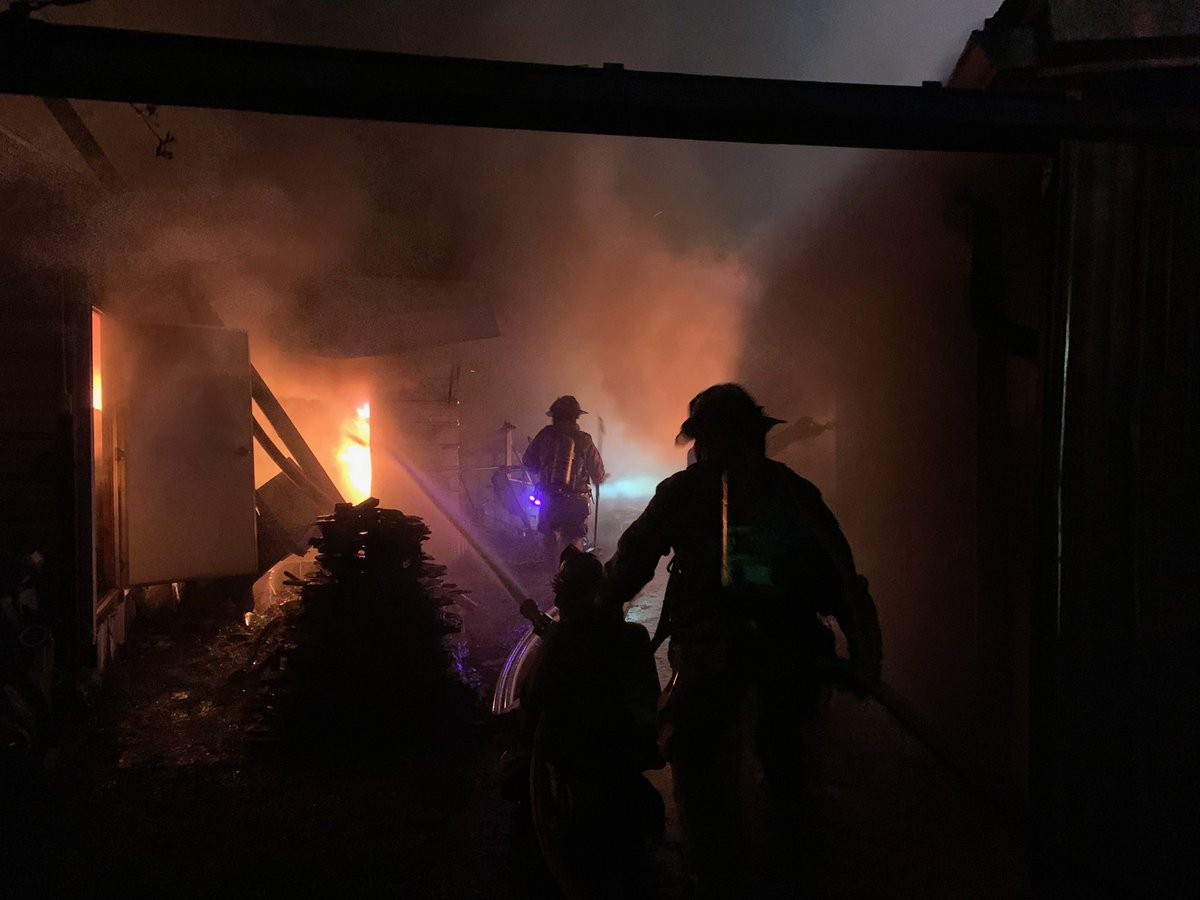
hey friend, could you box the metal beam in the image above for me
[1,18,1199,151]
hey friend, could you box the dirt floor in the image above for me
[4,592,556,898]
[2,495,688,899]
[5,499,1031,898]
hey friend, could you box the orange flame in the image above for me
[91,310,103,411]
[337,402,371,502]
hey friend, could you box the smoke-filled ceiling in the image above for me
[0,0,1000,487]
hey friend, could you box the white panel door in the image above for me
[111,321,257,585]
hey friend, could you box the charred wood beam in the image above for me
[182,294,347,505]
[248,370,346,506]
[38,96,346,506]
[1,19,1199,151]
[29,98,346,506]
[252,417,337,508]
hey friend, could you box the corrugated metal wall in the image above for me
[1037,140,1200,894]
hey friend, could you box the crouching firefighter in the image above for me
[599,383,883,899]
[518,547,665,897]
[523,395,605,561]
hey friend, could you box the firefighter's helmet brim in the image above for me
[547,395,587,417]
[675,383,784,444]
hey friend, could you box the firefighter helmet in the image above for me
[676,383,784,445]
[552,545,604,615]
[547,395,587,419]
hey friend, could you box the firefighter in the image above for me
[523,395,606,560]
[600,383,882,898]
[520,546,665,897]
[522,546,662,782]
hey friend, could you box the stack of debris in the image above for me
[244,497,469,754]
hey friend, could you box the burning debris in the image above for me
[242,497,470,754]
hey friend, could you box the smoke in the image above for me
[463,138,752,477]
[740,144,1047,783]
[0,1,1000,482]
[2,0,1042,766]
[2,1,1003,497]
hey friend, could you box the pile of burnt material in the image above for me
[245,497,469,756]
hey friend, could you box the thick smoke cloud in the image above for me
[1,0,999,488]
[2,0,1003,501]
[741,144,1046,787]
[3,0,1037,771]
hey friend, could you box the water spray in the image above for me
[383,449,536,620]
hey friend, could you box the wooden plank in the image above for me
[184,293,344,504]
[250,370,345,504]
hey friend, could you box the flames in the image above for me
[336,402,372,502]
[91,309,103,411]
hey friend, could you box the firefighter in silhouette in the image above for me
[523,395,606,560]
[600,383,882,898]
[522,546,662,782]
[520,546,665,896]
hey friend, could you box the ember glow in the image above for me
[337,402,372,502]
[91,310,103,411]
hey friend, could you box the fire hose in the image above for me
[393,450,982,786]
[384,451,539,623]
[392,449,1023,887]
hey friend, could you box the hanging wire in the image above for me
[129,104,177,159]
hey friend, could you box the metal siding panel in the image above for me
[1128,145,1200,894]
[1042,141,1144,892]
[1039,141,1200,893]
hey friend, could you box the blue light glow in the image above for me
[602,475,660,499]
